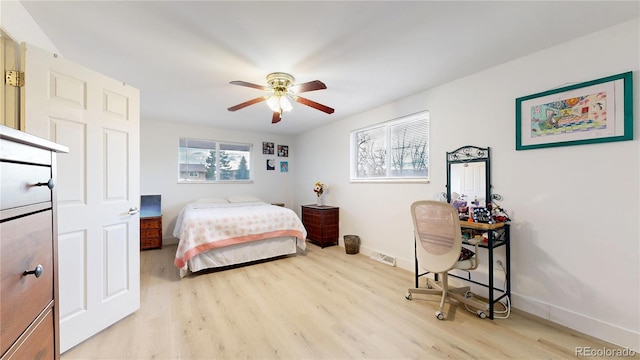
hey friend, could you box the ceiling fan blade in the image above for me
[229,80,270,91]
[293,96,335,114]
[272,112,282,124]
[227,96,267,112]
[289,80,327,93]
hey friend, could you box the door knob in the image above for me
[128,207,139,215]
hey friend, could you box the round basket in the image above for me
[344,235,360,255]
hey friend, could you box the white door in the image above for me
[21,43,140,352]
[450,162,486,203]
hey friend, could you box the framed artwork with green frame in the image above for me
[515,71,633,150]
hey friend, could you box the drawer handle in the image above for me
[35,179,55,190]
[23,264,44,278]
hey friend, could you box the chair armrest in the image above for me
[465,237,482,270]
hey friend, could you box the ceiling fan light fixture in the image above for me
[266,94,293,113]
[280,96,292,112]
[266,95,279,112]
[266,72,294,88]
[228,71,334,122]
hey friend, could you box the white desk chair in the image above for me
[405,200,488,320]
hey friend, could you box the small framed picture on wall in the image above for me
[280,161,288,172]
[277,145,288,157]
[263,142,275,154]
[266,159,276,170]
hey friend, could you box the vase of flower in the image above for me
[313,181,326,206]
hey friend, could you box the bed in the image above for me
[172,196,307,277]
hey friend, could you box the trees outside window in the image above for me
[351,111,429,182]
[236,156,250,180]
[179,138,252,182]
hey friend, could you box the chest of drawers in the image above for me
[301,205,339,248]
[0,125,68,360]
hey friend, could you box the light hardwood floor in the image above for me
[62,243,629,359]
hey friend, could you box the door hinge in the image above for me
[5,70,25,87]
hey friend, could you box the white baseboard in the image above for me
[162,237,179,246]
[512,293,639,352]
[358,245,413,270]
[396,256,413,271]
[381,250,640,352]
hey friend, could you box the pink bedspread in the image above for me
[173,202,307,269]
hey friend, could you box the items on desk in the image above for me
[472,207,493,224]
[491,203,511,222]
[453,197,511,225]
[452,199,468,213]
[462,230,490,245]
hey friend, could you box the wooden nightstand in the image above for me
[301,205,339,248]
[140,215,162,250]
[140,195,162,250]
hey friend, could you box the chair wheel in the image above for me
[477,310,487,319]
[435,311,444,320]
[405,293,412,300]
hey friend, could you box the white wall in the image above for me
[294,19,640,350]
[0,1,59,54]
[140,119,295,243]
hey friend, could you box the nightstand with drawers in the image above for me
[140,216,162,250]
[140,195,162,250]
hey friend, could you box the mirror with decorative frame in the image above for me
[446,146,491,219]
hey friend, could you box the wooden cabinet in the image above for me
[140,216,162,250]
[301,205,339,248]
[1,125,68,360]
[140,195,162,250]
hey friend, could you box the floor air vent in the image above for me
[370,251,396,267]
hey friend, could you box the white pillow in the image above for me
[189,202,231,209]
[226,195,263,203]
[193,198,228,204]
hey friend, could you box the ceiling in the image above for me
[19,1,639,135]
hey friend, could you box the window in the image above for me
[350,111,429,182]
[179,138,252,182]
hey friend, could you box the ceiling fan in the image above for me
[227,72,335,124]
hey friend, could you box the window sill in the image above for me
[349,178,430,184]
